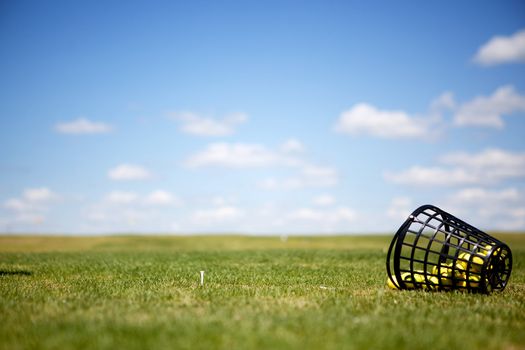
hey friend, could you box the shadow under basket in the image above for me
[386,205,512,293]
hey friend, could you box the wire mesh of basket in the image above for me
[386,205,512,293]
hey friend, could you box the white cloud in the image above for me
[144,190,179,206]
[85,210,108,222]
[84,190,182,232]
[386,197,414,221]
[108,164,152,180]
[313,194,336,206]
[442,187,525,230]
[183,201,360,233]
[185,141,338,190]
[385,148,525,186]
[258,178,280,190]
[2,187,58,226]
[184,142,302,168]
[209,196,237,207]
[385,166,476,186]
[170,111,247,136]
[4,198,29,212]
[102,190,180,206]
[259,165,339,190]
[104,191,138,205]
[453,187,520,203]
[23,188,57,202]
[287,207,357,225]
[430,92,456,112]
[55,118,112,134]
[12,213,46,224]
[191,206,244,223]
[334,103,437,139]
[85,205,156,228]
[474,29,525,66]
[3,187,58,212]
[453,85,525,128]
[440,148,525,179]
[300,165,339,187]
[280,138,304,153]
[335,85,525,136]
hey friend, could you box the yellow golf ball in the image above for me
[478,244,493,257]
[413,272,426,285]
[387,275,399,290]
[428,276,440,290]
[458,275,481,289]
[457,252,483,274]
[456,253,470,271]
[440,270,455,289]
[432,263,451,276]
[470,256,484,273]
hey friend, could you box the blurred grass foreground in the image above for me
[1,234,524,350]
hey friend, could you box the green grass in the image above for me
[1,234,524,350]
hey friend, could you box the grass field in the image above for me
[1,234,524,350]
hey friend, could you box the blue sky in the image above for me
[1,0,525,234]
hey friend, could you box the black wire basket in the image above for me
[386,205,512,293]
